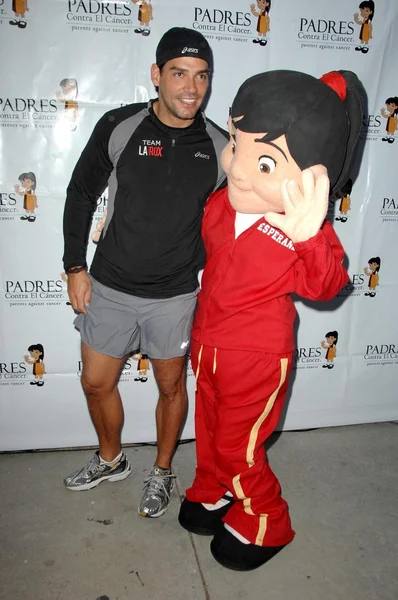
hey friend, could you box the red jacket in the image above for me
[192,187,349,353]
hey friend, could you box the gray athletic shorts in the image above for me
[74,276,198,359]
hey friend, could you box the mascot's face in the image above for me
[360,6,372,19]
[221,116,327,214]
[257,0,269,10]
[221,117,302,214]
[21,177,34,191]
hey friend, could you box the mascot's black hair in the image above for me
[231,70,366,195]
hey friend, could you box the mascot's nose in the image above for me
[229,157,248,183]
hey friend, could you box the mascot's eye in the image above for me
[258,155,276,174]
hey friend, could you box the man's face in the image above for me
[151,57,210,127]
[221,118,302,214]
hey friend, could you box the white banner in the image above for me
[1,0,397,450]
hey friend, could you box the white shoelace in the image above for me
[143,472,176,500]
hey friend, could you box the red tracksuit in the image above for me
[186,187,349,547]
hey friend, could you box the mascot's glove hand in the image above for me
[265,166,329,244]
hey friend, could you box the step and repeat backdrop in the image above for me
[0,0,397,450]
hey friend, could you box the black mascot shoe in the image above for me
[210,527,286,571]
[178,496,233,536]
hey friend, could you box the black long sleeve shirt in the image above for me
[63,100,228,298]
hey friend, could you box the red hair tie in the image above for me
[320,71,347,101]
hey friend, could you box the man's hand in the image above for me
[264,166,330,244]
[67,270,91,314]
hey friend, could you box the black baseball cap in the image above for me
[156,27,212,69]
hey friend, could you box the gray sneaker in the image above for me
[138,466,176,518]
[64,451,131,491]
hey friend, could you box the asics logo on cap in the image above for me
[182,47,199,54]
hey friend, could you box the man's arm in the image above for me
[205,118,229,192]
[62,112,114,272]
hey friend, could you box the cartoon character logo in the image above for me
[364,256,380,297]
[321,331,338,369]
[380,97,398,144]
[14,171,37,222]
[131,0,153,36]
[335,179,352,223]
[250,0,270,46]
[91,208,107,243]
[24,343,46,386]
[9,0,29,29]
[132,353,150,382]
[354,1,374,54]
[55,78,79,131]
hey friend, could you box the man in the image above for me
[62,27,228,518]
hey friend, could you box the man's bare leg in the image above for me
[81,342,126,461]
[151,356,188,469]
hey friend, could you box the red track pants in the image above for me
[186,341,295,547]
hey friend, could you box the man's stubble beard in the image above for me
[160,93,200,123]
